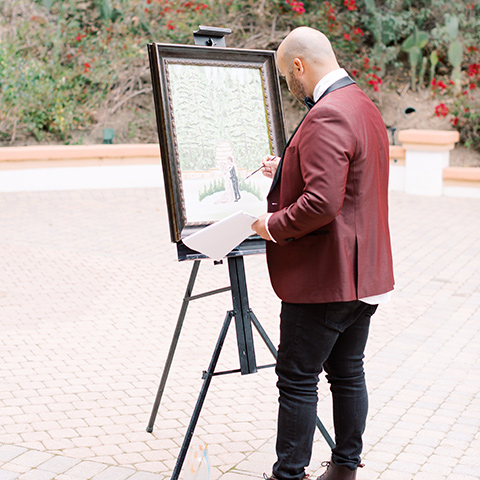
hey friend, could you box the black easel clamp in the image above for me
[193,25,232,47]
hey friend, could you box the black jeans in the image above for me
[272,300,378,480]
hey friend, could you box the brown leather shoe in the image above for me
[316,461,362,480]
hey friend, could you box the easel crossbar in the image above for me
[189,286,231,301]
[203,362,276,378]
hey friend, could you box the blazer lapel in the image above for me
[268,111,308,192]
[268,76,355,195]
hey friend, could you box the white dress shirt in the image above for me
[312,68,349,101]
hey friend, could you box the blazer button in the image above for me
[285,237,295,242]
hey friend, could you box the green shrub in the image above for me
[0,0,479,152]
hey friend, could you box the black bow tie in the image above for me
[304,96,315,110]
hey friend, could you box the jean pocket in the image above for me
[323,300,365,333]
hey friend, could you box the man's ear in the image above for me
[292,57,305,76]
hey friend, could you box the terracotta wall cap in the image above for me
[443,166,480,181]
[0,144,160,162]
[398,129,460,146]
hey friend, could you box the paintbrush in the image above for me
[242,165,265,182]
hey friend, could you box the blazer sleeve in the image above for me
[267,105,356,246]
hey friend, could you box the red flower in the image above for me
[468,63,480,77]
[343,33,351,41]
[367,73,382,92]
[167,20,175,30]
[83,62,91,73]
[289,0,305,14]
[434,103,449,117]
[452,117,459,126]
[344,0,357,11]
[469,83,477,90]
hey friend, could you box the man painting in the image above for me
[252,27,394,480]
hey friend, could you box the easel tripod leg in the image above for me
[147,260,201,433]
[316,417,335,449]
[249,310,336,449]
[171,310,234,480]
[249,310,277,358]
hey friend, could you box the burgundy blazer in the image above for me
[266,83,394,303]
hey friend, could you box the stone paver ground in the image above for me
[0,188,479,480]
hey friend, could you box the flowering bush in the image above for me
[0,0,479,151]
[447,59,480,150]
[431,45,480,151]
[0,0,212,142]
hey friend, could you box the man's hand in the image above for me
[261,155,280,179]
[251,213,273,241]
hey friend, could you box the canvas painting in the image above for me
[167,62,272,223]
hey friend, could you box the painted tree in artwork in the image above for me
[169,65,218,171]
[227,71,271,168]
[168,63,271,172]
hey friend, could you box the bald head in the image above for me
[278,27,337,68]
[277,27,340,100]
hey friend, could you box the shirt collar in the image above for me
[313,68,348,102]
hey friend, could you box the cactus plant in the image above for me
[402,26,429,91]
[445,15,463,90]
[363,0,400,75]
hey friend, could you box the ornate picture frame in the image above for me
[148,43,286,243]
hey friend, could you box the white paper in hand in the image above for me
[182,211,259,261]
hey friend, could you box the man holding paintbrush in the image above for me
[251,27,394,480]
